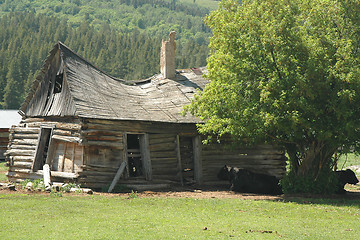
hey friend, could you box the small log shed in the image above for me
[5,33,286,190]
[0,110,22,161]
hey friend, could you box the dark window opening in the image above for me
[54,73,63,94]
[127,134,143,177]
[33,128,52,171]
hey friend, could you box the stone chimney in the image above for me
[160,31,176,79]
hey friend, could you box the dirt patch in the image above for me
[1,182,360,200]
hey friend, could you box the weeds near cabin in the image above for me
[128,190,138,199]
[19,179,31,189]
[50,189,63,197]
[32,179,46,191]
[19,179,46,191]
[61,183,81,193]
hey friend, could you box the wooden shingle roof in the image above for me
[21,42,209,123]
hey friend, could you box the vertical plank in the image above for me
[123,133,129,179]
[193,135,202,185]
[72,143,76,173]
[176,135,184,186]
[61,142,68,172]
[64,143,73,172]
[74,145,83,172]
[140,133,152,180]
[46,139,57,168]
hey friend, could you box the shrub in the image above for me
[280,169,339,194]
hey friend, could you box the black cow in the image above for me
[335,169,359,194]
[218,165,282,195]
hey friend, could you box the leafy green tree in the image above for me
[186,0,360,193]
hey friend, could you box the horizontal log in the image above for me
[81,130,124,137]
[0,133,9,138]
[85,122,196,135]
[11,133,39,139]
[25,121,82,131]
[150,157,178,162]
[86,136,122,141]
[9,167,32,173]
[5,149,35,156]
[10,127,39,134]
[52,135,82,143]
[149,143,176,152]
[152,174,179,181]
[11,156,34,162]
[9,139,38,146]
[9,145,36,150]
[79,171,117,177]
[84,140,124,149]
[37,170,78,179]
[82,164,120,170]
[52,129,80,137]
[149,136,176,145]
[202,149,284,156]
[78,175,114,182]
[149,133,176,140]
[203,159,286,165]
[21,118,46,123]
[203,154,285,161]
[152,169,178,175]
[6,171,42,180]
[150,151,177,158]
[12,161,33,168]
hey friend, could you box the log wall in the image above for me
[201,143,286,182]
[0,128,10,161]
[149,133,178,181]
[5,117,287,188]
[5,117,83,182]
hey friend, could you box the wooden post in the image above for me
[176,135,184,186]
[123,133,129,179]
[43,164,51,188]
[108,161,126,193]
[193,135,202,185]
[140,133,152,181]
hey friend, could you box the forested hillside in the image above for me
[0,0,215,109]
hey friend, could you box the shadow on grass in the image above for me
[280,191,360,207]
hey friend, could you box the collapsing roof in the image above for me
[20,41,209,123]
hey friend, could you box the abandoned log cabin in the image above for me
[5,32,287,189]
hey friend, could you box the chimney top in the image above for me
[160,32,176,79]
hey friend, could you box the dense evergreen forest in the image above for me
[0,0,214,109]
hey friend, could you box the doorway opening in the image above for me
[33,127,53,171]
[179,136,194,184]
[127,134,143,177]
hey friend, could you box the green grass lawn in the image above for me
[0,193,359,239]
[337,153,360,169]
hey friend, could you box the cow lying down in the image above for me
[336,169,359,194]
[218,165,282,195]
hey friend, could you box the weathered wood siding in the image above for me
[77,146,123,189]
[149,133,178,181]
[201,144,286,182]
[0,129,9,161]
